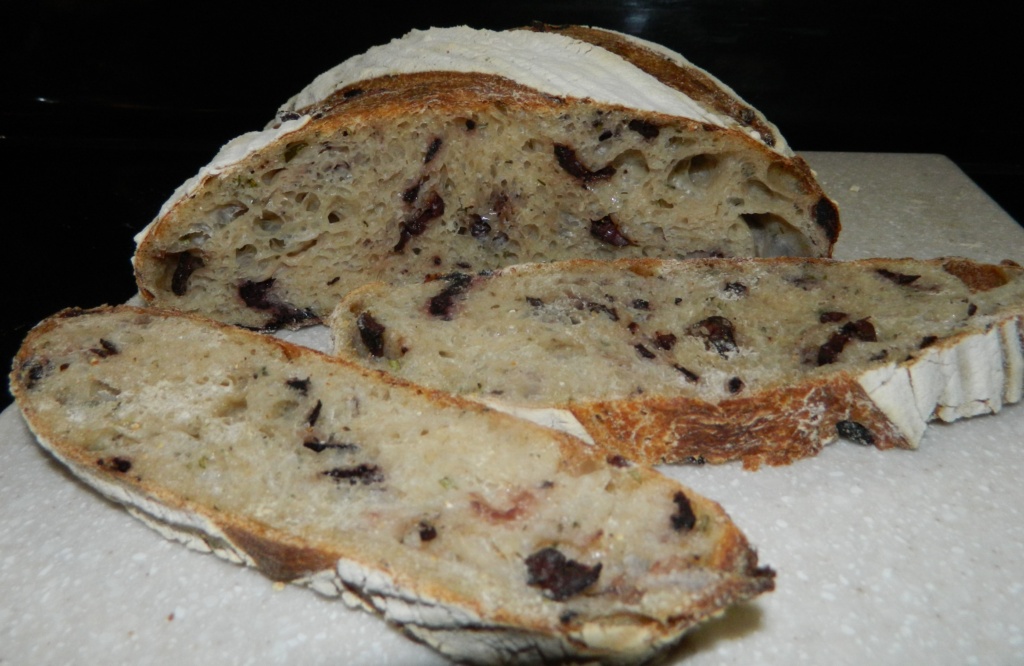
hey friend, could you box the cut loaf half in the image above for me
[133,25,839,330]
[329,257,1024,469]
[9,306,774,665]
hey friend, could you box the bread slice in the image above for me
[132,25,839,330]
[328,257,1024,469]
[9,305,774,664]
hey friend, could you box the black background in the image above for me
[3,1,1021,410]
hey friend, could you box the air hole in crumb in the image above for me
[235,244,257,266]
[741,213,813,258]
[256,210,284,233]
[261,169,285,186]
[213,202,249,227]
[668,154,719,192]
[611,149,649,177]
[766,162,806,197]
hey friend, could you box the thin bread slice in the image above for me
[132,25,838,330]
[328,257,1024,469]
[9,305,774,664]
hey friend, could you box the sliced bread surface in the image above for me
[132,25,838,330]
[9,305,774,664]
[329,257,1024,469]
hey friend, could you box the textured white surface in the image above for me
[3,153,1024,664]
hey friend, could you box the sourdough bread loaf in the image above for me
[9,305,774,664]
[329,257,1024,469]
[132,25,839,330]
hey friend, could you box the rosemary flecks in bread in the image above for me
[329,257,1024,469]
[10,306,774,665]
[133,26,838,330]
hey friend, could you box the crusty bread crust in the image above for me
[329,257,1024,469]
[133,26,838,330]
[10,305,774,664]
[522,24,786,153]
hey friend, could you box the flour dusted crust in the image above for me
[328,257,1024,469]
[277,25,786,152]
[133,25,839,330]
[10,306,774,664]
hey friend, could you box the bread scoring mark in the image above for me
[525,23,781,150]
[525,547,602,601]
[553,143,616,185]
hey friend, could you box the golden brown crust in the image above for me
[942,257,1014,292]
[219,523,341,583]
[567,373,911,470]
[300,70,571,125]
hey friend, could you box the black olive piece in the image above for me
[836,420,876,446]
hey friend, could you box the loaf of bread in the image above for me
[132,25,839,330]
[9,305,774,664]
[329,257,1024,469]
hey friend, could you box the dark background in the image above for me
[3,1,1021,410]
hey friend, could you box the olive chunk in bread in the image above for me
[10,306,774,664]
[133,26,838,329]
[329,257,1024,469]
